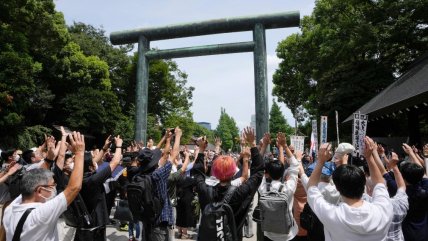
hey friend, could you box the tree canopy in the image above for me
[273,0,428,136]
[269,99,294,141]
[215,108,240,152]
[0,0,196,149]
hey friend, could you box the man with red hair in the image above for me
[192,127,264,241]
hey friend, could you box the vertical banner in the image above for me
[320,116,328,144]
[358,114,368,155]
[310,120,318,155]
[290,136,305,153]
[352,113,360,156]
[335,111,340,144]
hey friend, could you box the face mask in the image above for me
[94,163,98,171]
[40,187,57,202]
[14,155,20,162]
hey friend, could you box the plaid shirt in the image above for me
[152,161,173,225]
[387,188,409,241]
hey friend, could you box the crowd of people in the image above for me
[0,125,427,241]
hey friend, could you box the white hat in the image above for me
[333,143,355,161]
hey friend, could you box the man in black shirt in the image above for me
[74,136,123,241]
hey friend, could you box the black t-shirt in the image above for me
[80,166,112,226]
[52,164,69,193]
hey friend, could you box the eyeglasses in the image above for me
[35,183,56,191]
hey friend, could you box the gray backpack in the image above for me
[259,183,294,234]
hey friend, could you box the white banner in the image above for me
[310,120,318,155]
[358,114,368,155]
[352,113,360,156]
[352,113,368,156]
[320,116,328,144]
[290,135,305,153]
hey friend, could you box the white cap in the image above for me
[333,143,355,161]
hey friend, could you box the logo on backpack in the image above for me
[258,183,294,234]
[198,186,237,241]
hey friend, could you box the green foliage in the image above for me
[163,110,195,144]
[193,124,214,143]
[16,125,52,150]
[215,108,240,152]
[61,87,124,135]
[273,0,428,131]
[269,99,294,141]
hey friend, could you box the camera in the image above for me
[109,135,116,152]
[162,128,175,136]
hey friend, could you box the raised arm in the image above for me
[277,132,286,165]
[364,136,384,185]
[108,136,123,172]
[63,132,85,205]
[56,126,69,170]
[308,143,332,188]
[372,143,388,175]
[237,147,250,182]
[402,143,424,167]
[389,152,405,190]
[259,133,271,156]
[93,135,112,165]
[158,131,172,167]
[214,137,222,155]
[170,127,182,162]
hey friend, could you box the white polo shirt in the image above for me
[3,192,68,241]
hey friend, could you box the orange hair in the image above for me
[211,155,237,182]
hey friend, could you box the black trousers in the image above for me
[74,226,106,241]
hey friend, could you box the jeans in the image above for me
[129,222,141,239]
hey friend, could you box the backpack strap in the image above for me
[223,185,237,203]
[12,208,34,241]
[266,181,271,192]
[278,184,285,192]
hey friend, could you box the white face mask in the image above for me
[40,187,57,202]
[14,155,20,162]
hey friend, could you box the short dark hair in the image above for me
[265,160,285,180]
[400,162,424,185]
[332,164,366,199]
[83,152,93,173]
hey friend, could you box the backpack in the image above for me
[6,167,26,199]
[127,174,163,223]
[258,183,293,234]
[62,194,94,228]
[300,202,324,241]
[198,186,238,241]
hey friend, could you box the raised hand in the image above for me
[262,133,271,146]
[214,137,222,147]
[388,152,399,169]
[243,127,256,147]
[276,132,287,148]
[363,136,376,159]
[318,143,332,163]
[402,143,413,155]
[174,127,182,137]
[69,132,85,154]
[377,144,385,156]
[102,135,112,151]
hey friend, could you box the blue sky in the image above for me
[55,0,316,130]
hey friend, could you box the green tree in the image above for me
[273,0,428,134]
[215,108,240,152]
[269,99,294,141]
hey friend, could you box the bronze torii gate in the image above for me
[110,11,300,143]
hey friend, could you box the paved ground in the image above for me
[105,219,258,241]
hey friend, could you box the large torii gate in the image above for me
[110,11,300,143]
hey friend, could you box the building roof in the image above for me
[344,54,428,122]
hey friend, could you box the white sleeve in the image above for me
[231,177,242,187]
[300,174,309,192]
[283,156,299,193]
[371,183,393,220]
[29,192,68,224]
[307,186,337,226]
[392,188,409,216]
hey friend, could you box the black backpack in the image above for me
[300,202,324,241]
[127,174,163,223]
[6,167,26,199]
[62,193,94,228]
[198,186,238,241]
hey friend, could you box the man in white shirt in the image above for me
[306,138,393,241]
[258,132,299,241]
[3,132,85,241]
